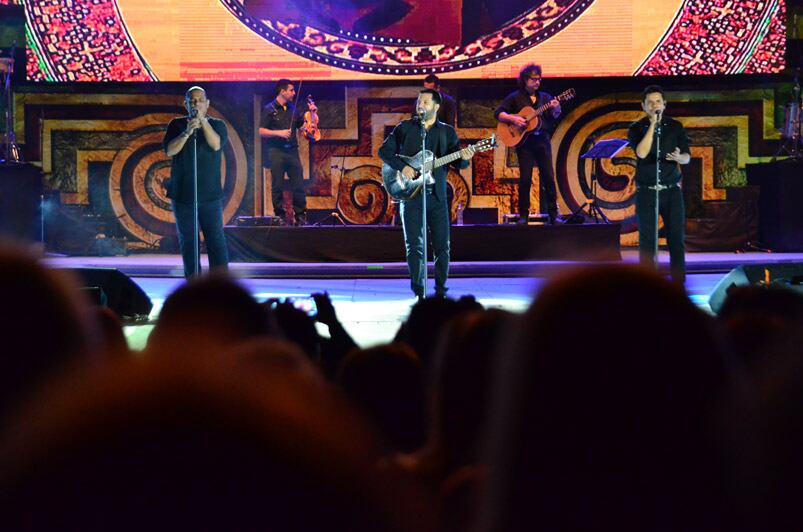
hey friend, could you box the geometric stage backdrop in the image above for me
[13,78,791,252]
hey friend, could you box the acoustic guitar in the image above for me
[496,89,576,147]
[381,135,496,201]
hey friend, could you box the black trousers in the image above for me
[636,185,686,283]
[172,199,229,278]
[268,147,306,218]
[400,189,450,297]
[516,133,557,219]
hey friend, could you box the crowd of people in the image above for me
[1,241,802,531]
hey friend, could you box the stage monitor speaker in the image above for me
[463,208,498,225]
[708,263,803,314]
[64,267,153,319]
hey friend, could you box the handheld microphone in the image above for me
[189,108,198,137]
[416,108,426,119]
[655,109,662,122]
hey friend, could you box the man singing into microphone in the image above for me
[163,86,229,277]
[378,89,475,299]
[627,85,691,284]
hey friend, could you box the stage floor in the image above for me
[44,250,803,349]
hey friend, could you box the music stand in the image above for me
[570,138,629,224]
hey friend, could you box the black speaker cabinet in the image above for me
[746,160,803,251]
[0,164,42,242]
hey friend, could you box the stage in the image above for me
[44,250,803,350]
[224,223,622,263]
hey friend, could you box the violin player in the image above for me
[259,79,319,226]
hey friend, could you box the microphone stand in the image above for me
[649,111,666,269]
[419,113,428,298]
[1,42,22,165]
[190,110,200,277]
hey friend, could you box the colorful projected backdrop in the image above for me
[16,0,785,81]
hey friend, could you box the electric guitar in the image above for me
[381,135,496,201]
[496,89,576,147]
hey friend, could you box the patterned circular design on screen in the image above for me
[108,122,248,247]
[224,0,596,75]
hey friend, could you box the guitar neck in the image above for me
[534,101,552,115]
[416,146,469,174]
[530,91,570,119]
[429,149,465,171]
[417,138,492,174]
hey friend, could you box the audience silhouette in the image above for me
[2,245,802,532]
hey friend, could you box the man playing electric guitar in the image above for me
[495,63,562,224]
[378,89,476,299]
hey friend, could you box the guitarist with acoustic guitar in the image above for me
[495,64,564,225]
[378,89,477,299]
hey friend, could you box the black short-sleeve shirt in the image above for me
[162,116,229,203]
[627,116,690,186]
[260,99,306,151]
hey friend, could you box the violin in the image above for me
[302,95,321,142]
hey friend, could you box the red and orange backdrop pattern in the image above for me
[5,0,786,81]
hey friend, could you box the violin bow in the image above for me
[288,79,303,134]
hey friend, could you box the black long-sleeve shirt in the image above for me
[627,116,690,187]
[378,118,469,201]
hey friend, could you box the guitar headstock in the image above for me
[473,134,497,153]
[558,88,577,102]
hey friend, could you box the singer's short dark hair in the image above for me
[423,74,441,87]
[275,79,293,96]
[642,85,666,102]
[419,88,442,105]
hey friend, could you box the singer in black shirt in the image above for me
[163,86,229,277]
[378,89,474,299]
[627,85,691,284]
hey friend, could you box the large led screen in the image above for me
[14,0,787,81]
